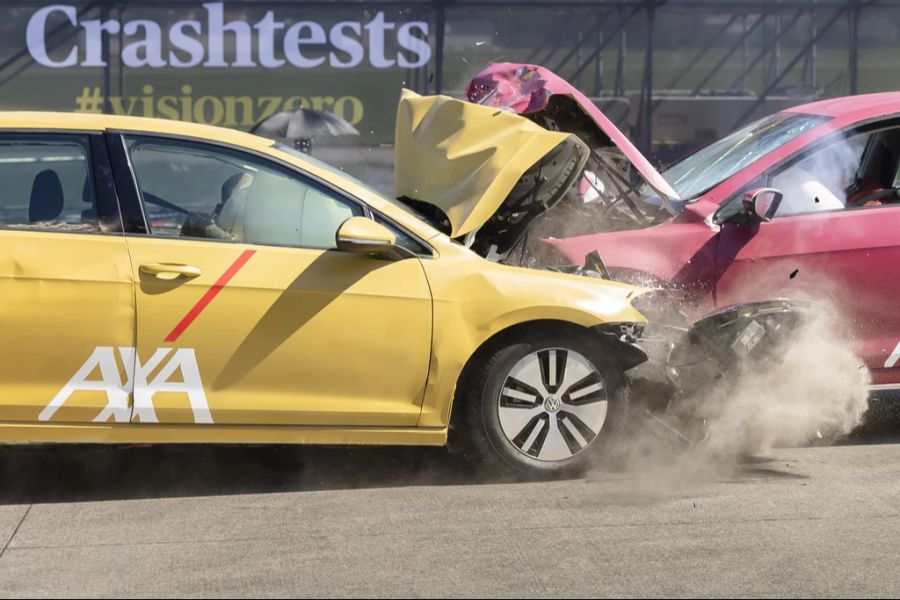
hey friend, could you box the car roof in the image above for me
[785,92,900,122]
[0,111,271,149]
[0,111,446,243]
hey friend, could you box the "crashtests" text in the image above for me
[27,3,432,70]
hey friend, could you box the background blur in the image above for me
[3,0,899,190]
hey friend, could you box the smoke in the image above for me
[678,304,869,458]
[771,134,867,216]
[607,296,871,489]
[508,141,875,482]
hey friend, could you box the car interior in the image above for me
[845,128,900,207]
[0,140,100,232]
[770,125,900,217]
[128,140,360,249]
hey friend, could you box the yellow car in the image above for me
[0,90,648,475]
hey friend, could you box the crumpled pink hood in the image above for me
[467,62,679,202]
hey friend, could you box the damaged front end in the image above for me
[394,64,684,266]
[391,75,828,448]
[465,63,684,267]
[394,88,590,258]
[629,298,818,444]
[392,68,845,450]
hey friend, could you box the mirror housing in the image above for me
[741,187,784,223]
[336,217,408,259]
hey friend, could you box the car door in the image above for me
[108,133,432,426]
[715,125,900,382]
[0,133,135,423]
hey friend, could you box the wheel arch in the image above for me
[447,318,641,442]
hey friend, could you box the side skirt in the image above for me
[0,422,448,447]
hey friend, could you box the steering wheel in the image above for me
[847,187,899,207]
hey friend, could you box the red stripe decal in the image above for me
[164,249,256,342]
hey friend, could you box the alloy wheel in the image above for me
[497,348,608,462]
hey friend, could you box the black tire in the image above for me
[461,330,628,477]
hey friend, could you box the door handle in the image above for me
[139,263,202,279]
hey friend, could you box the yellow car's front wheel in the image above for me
[462,330,628,476]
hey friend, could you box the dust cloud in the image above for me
[610,300,870,488]
[681,304,868,456]
[514,150,875,481]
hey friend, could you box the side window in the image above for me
[0,135,101,233]
[770,130,871,217]
[717,125,900,223]
[124,136,363,249]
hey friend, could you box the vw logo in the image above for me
[543,395,561,413]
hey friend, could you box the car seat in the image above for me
[80,177,96,223]
[214,172,252,240]
[29,169,64,222]
[847,130,900,206]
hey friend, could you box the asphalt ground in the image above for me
[0,421,899,598]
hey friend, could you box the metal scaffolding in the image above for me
[0,0,896,155]
[421,0,893,154]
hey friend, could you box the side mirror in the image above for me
[336,216,408,259]
[742,187,784,223]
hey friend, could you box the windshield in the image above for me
[662,112,831,199]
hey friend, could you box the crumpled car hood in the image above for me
[395,89,588,245]
[467,62,680,204]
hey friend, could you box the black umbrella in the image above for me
[250,108,359,154]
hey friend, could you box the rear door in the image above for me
[0,133,135,423]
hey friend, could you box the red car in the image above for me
[467,63,900,390]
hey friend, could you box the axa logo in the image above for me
[40,346,212,424]
[42,249,255,424]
